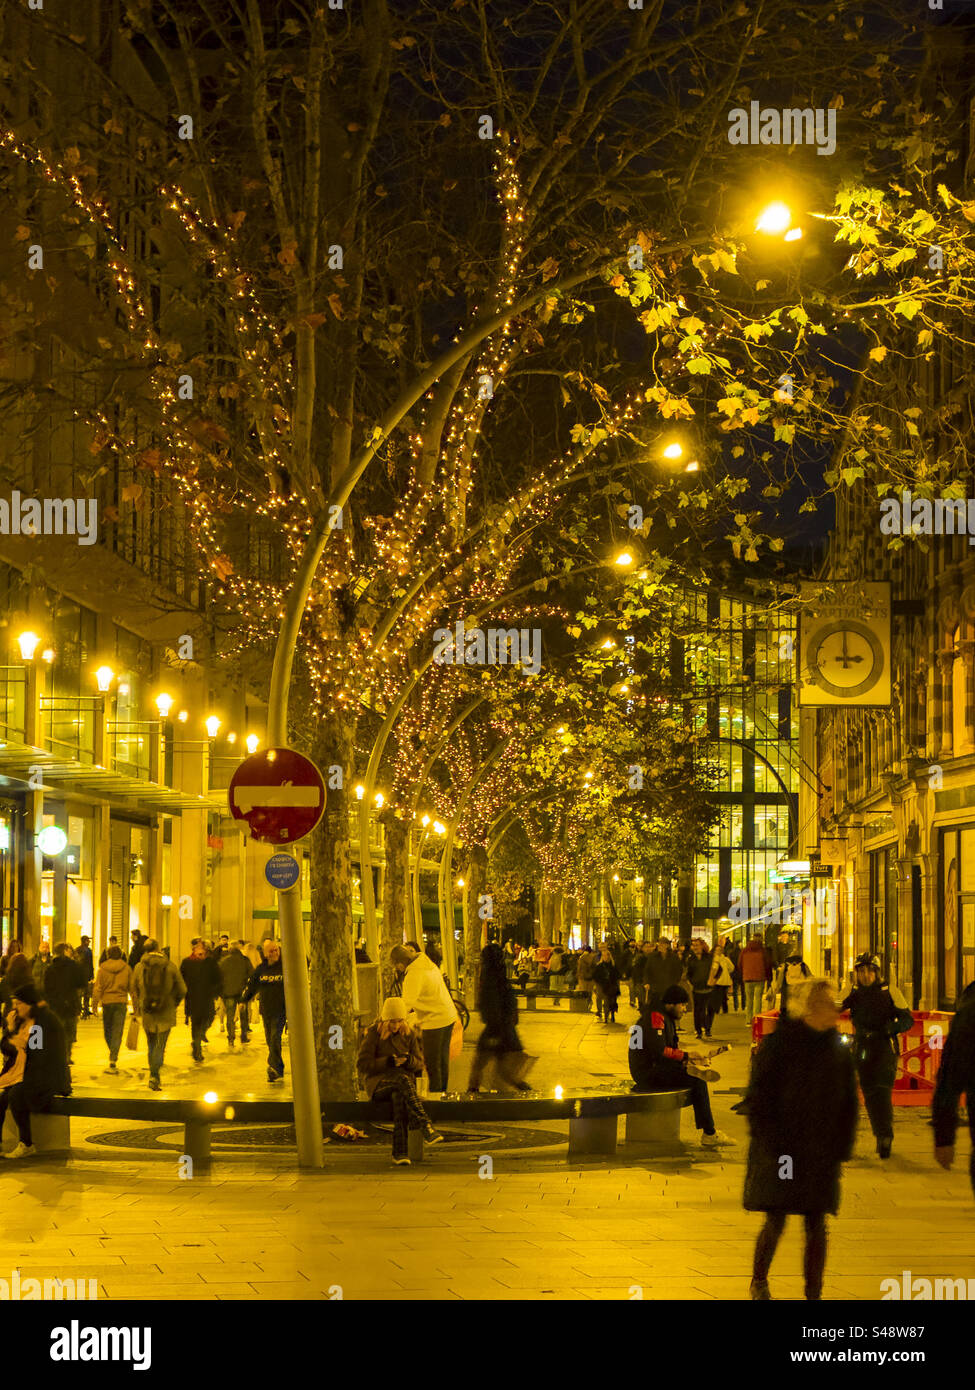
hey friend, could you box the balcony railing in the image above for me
[40,697,96,764]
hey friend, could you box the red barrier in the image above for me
[750,1009,954,1107]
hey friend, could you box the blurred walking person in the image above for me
[467,943,534,1093]
[744,978,858,1300]
[44,943,85,1065]
[592,942,621,1024]
[92,945,131,1072]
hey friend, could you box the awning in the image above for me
[0,738,227,816]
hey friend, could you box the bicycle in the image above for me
[448,982,470,1031]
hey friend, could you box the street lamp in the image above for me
[94,665,115,693]
[205,715,221,738]
[374,791,385,808]
[661,441,683,461]
[16,631,41,661]
[433,821,446,835]
[755,201,792,234]
[41,647,55,664]
[354,783,365,800]
[245,734,259,755]
[614,551,634,568]
[155,693,174,718]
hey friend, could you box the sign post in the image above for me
[229,749,325,1168]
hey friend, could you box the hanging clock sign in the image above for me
[799,581,891,707]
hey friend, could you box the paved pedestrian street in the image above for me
[3,1001,972,1302]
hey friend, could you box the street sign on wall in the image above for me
[228,748,326,844]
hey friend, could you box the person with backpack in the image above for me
[841,953,913,1159]
[240,938,288,1082]
[180,940,222,1064]
[132,939,186,1091]
[92,945,132,1072]
[218,940,253,1047]
[772,952,812,1018]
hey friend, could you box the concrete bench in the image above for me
[38,1086,691,1169]
[511,986,591,1013]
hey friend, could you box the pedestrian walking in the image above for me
[76,936,95,1017]
[218,940,253,1046]
[98,935,120,966]
[772,952,812,1017]
[0,941,22,978]
[575,945,596,1006]
[390,943,458,1093]
[240,938,288,1082]
[131,939,186,1091]
[628,985,735,1149]
[30,940,51,991]
[92,946,132,1072]
[705,942,734,1035]
[645,938,683,1013]
[467,943,535,1093]
[725,938,744,1012]
[739,936,773,1023]
[592,943,621,1023]
[933,980,975,1195]
[744,978,858,1300]
[357,997,444,1165]
[180,940,222,1064]
[0,985,71,1158]
[684,937,714,1039]
[841,953,913,1159]
[0,954,33,1015]
[128,930,148,970]
[43,943,86,1065]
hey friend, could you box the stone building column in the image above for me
[958,639,975,756]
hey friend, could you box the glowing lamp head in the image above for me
[554,1085,564,1100]
[662,441,683,460]
[94,665,115,693]
[155,693,174,718]
[226,731,237,744]
[784,226,803,242]
[433,821,446,836]
[374,791,384,808]
[685,460,700,473]
[614,551,633,568]
[16,631,41,661]
[41,647,55,664]
[245,734,259,755]
[421,814,431,827]
[355,784,365,801]
[205,715,221,738]
[755,201,792,235]
[203,1091,218,1105]
[177,709,188,723]
[37,825,68,856]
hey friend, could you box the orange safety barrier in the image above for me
[750,1009,955,1107]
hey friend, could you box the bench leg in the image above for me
[407,1128,425,1163]
[525,995,537,1010]
[183,1119,212,1174]
[568,1114,618,1157]
[625,1108,681,1144]
[569,995,589,1013]
[3,1110,70,1153]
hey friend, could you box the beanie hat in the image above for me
[381,997,408,1022]
[12,983,40,1006]
[662,985,688,1005]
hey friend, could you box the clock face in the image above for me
[807,620,884,699]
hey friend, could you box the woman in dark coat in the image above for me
[467,943,533,1092]
[592,944,621,1024]
[744,977,858,1301]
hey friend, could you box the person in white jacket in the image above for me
[390,945,458,1092]
[704,943,735,1036]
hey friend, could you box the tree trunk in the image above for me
[379,811,407,999]
[310,711,358,1099]
[463,843,488,1011]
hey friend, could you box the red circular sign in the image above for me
[228,748,326,844]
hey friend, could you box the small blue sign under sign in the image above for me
[265,852,301,891]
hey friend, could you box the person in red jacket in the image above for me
[628,986,735,1149]
[739,937,773,1023]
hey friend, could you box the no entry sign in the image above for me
[228,748,325,844]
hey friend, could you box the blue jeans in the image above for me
[744,981,766,1021]
[146,1028,169,1080]
[640,1060,715,1133]
[263,1013,286,1076]
[102,1003,126,1063]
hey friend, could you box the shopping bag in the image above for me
[125,1015,140,1051]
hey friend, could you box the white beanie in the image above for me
[381,997,408,1022]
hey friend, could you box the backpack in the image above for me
[141,957,169,1015]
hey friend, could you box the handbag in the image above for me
[125,1015,140,1051]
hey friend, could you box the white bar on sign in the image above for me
[232,785,321,813]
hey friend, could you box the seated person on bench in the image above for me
[0,984,70,1160]
[628,985,735,1150]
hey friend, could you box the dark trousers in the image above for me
[731,975,745,1010]
[706,986,728,1030]
[753,1212,828,1298]
[855,1043,897,1142]
[0,1083,36,1145]
[82,984,93,1018]
[263,1012,286,1076]
[189,1010,210,1061]
[222,996,250,1043]
[467,1030,526,1090]
[102,1003,126,1062]
[692,990,712,1036]
[146,1028,170,1080]
[372,1072,430,1158]
[639,1060,715,1133]
[421,1023,452,1091]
